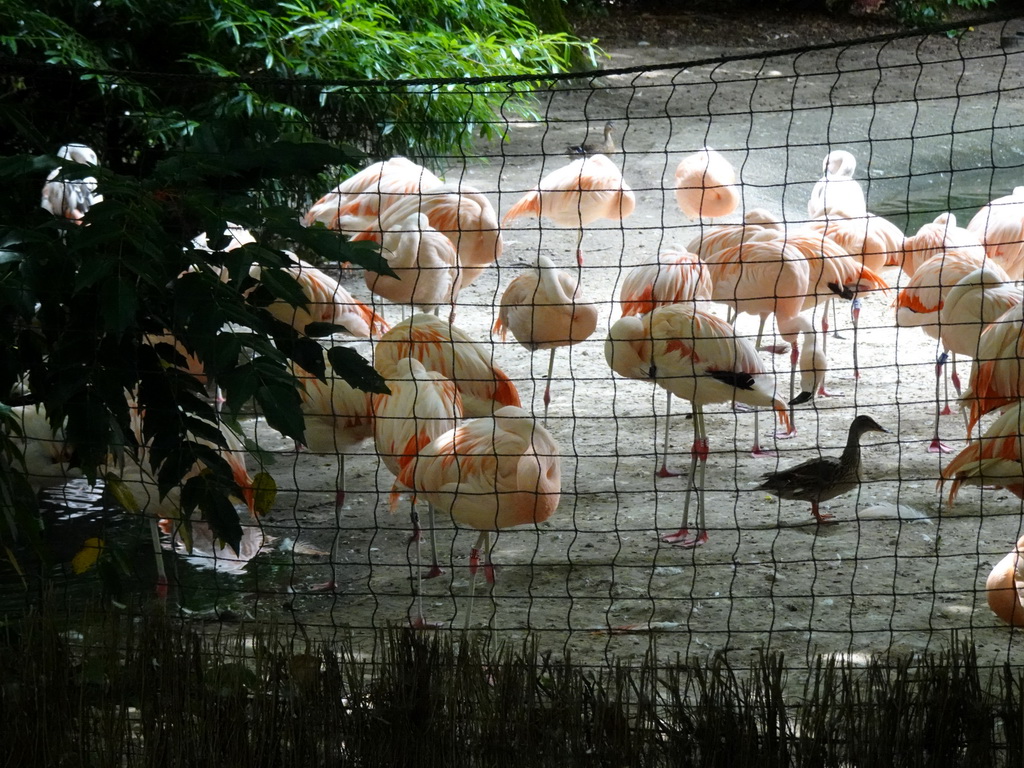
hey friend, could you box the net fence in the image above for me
[4,14,1024,686]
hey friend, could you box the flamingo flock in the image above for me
[17,138,1024,629]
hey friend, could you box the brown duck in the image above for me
[566,121,615,157]
[757,415,889,523]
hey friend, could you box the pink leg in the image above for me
[750,408,777,458]
[663,410,710,547]
[657,392,682,478]
[851,298,861,379]
[929,353,953,453]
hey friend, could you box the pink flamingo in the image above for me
[605,303,791,547]
[703,232,825,423]
[894,248,989,451]
[302,157,442,230]
[363,212,461,318]
[291,349,375,514]
[618,248,714,473]
[251,254,388,339]
[374,313,521,418]
[967,186,1024,280]
[982,535,1024,627]
[674,147,740,220]
[104,402,256,598]
[784,227,890,382]
[807,149,867,220]
[900,212,986,279]
[493,253,598,424]
[394,405,561,628]
[802,213,905,274]
[961,301,1024,433]
[502,153,635,267]
[372,357,463,619]
[351,182,503,286]
[41,143,102,224]
[942,398,1024,503]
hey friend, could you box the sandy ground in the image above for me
[38,16,1024,684]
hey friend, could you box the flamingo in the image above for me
[895,248,989,450]
[2,404,81,492]
[961,302,1024,433]
[251,255,388,339]
[674,147,740,220]
[941,398,1024,502]
[493,254,598,424]
[900,212,986,279]
[372,357,463,619]
[783,227,890,382]
[967,186,1024,280]
[374,313,521,418]
[605,304,791,547]
[687,208,783,263]
[103,401,256,598]
[983,535,1024,627]
[803,212,905,274]
[159,507,272,575]
[41,143,103,224]
[362,212,461,318]
[350,182,503,287]
[807,149,867,220]
[394,405,561,628]
[703,232,825,421]
[291,349,375,515]
[618,248,714,473]
[502,153,635,267]
[302,157,443,231]
[618,248,713,317]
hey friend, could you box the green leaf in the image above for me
[251,471,277,515]
[100,277,138,334]
[327,345,389,394]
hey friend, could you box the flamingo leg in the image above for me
[760,313,789,355]
[662,406,709,547]
[334,454,347,513]
[831,297,845,339]
[751,408,777,457]
[851,297,862,380]
[575,228,585,269]
[929,352,953,453]
[786,341,799,433]
[656,391,681,478]
[542,347,557,426]
[820,299,830,358]
[950,352,962,396]
[149,516,168,601]
[465,531,492,631]
[408,502,443,628]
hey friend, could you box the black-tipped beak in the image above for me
[789,391,813,406]
[647,365,657,380]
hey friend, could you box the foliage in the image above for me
[0,116,389,562]
[0,0,600,164]
[0,0,597,579]
[887,0,998,25]
[2,609,1019,766]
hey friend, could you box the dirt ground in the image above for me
[57,11,1024,683]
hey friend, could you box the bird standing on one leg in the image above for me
[502,153,635,269]
[493,254,598,424]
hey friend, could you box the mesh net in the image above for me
[5,14,1024,688]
